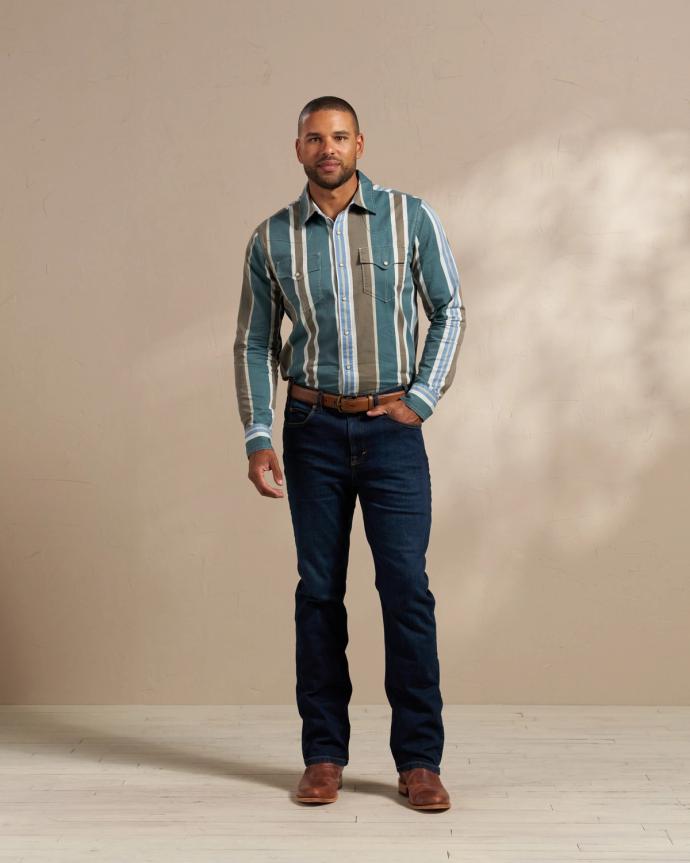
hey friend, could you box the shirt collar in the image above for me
[298,167,376,227]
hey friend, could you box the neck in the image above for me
[308,170,359,220]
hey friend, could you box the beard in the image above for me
[303,160,357,191]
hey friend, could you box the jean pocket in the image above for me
[380,411,423,429]
[284,398,317,426]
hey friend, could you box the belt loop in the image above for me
[373,393,379,406]
[317,389,323,408]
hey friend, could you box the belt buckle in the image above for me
[335,393,375,413]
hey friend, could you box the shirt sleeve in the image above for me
[233,228,285,457]
[400,199,467,422]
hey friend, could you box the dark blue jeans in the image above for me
[282,382,444,776]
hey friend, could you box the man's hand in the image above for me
[247,448,284,498]
[366,399,423,426]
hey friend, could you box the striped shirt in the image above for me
[233,168,467,456]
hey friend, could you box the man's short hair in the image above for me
[298,97,360,136]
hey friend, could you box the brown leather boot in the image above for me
[398,767,451,810]
[295,762,344,804]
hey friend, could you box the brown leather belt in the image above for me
[288,380,406,414]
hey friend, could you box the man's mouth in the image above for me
[319,161,340,168]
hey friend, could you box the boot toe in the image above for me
[295,763,343,804]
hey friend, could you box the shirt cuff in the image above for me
[245,423,273,457]
[400,381,439,421]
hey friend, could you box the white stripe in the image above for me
[419,201,462,396]
[387,191,402,387]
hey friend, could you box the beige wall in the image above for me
[2,0,689,704]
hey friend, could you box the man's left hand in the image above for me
[366,399,423,426]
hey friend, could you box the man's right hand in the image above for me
[247,448,284,498]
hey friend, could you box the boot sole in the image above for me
[398,780,451,810]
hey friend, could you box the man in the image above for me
[233,96,466,811]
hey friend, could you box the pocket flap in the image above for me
[275,252,321,279]
[358,247,403,268]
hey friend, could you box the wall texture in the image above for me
[2,0,689,703]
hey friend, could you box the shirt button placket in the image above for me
[334,211,352,394]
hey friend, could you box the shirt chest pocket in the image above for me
[358,247,406,303]
[274,253,323,303]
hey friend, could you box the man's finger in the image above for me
[251,467,284,498]
[271,455,284,486]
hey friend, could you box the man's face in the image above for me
[296,110,363,191]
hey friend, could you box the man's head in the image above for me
[296,96,364,191]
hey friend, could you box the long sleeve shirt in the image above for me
[233,168,467,457]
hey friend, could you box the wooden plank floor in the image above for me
[1,705,689,862]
